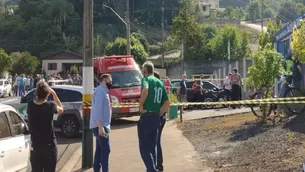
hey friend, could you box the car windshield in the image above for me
[110,70,143,88]
[0,81,3,86]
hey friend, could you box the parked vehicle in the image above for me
[216,88,231,108]
[0,79,12,97]
[4,85,83,138]
[93,55,143,118]
[172,80,221,109]
[202,89,219,109]
[0,103,30,172]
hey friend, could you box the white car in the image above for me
[0,103,30,172]
[0,79,12,97]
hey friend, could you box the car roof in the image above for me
[0,103,17,112]
[51,85,83,93]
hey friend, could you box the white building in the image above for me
[198,0,220,16]
[41,51,83,75]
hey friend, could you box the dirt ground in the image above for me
[178,113,305,172]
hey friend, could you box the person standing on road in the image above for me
[27,81,64,172]
[231,68,242,109]
[223,73,232,100]
[139,61,170,172]
[90,74,112,172]
[178,74,187,113]
[153,71,167,172]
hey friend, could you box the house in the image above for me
[198,0,220,16]
[41,51,83,75]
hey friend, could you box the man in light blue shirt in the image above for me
[89,73,112,172]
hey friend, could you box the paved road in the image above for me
[0,96,18,103]
[241,21,267,32]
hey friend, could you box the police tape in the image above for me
[82,96,305,108]
[160,78,248,81]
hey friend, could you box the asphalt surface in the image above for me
[0,96,18,103]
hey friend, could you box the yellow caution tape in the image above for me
[82,96,305,108]
[160,78,248,81]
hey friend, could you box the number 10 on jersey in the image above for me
[154,87,162,103]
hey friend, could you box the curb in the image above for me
[59,145,82,172]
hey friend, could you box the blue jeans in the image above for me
[92,127,110,172]
[138,112,160,172]
[156,113,166,169]
[19,84,25,97]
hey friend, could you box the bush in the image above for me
[149,44,161,55]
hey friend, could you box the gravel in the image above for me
[178,113,305,172]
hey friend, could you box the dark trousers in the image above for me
[231,84,241,108]
[138,113,160,172]
[30,145,57,172]
[224,89,231,100]
[92,127,111,172]
[156,113,166,169]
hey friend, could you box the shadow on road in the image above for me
[55,131,81,144]
[282,114,305,134]
[111,118,138,130]
[54,117,139,145]
[229,120,272,142]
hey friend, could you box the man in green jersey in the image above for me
[138,61,170,172]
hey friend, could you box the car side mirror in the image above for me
[21,123,30,135]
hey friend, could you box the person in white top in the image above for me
[223,73,232,100]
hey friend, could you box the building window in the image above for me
[48,63,57,70]
[202,5,207,11]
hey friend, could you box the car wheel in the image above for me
[61,116,80,138]
[204,98,214,109]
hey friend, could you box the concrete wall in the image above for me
[167,59,253,80]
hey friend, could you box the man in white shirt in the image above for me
[223,73,232,100]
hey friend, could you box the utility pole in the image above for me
[261,0,264,31]
[126,0,131,55]
[82,0,94,168]
[181,41,184,75]
[161,0,165,68]
[228,41,231,73]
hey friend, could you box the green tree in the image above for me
[10,52,39,75]
[172,0,208,60]
[259,20,283,48]
[291,20,305,63]
[247,44,284,121]
[208,25,250,60]
[104,36,148,65]
[277,1,299,23]
[0,48,12,75]
[131,32,150,54]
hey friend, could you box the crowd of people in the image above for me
[9,73,83,97]
[26,61,170,172]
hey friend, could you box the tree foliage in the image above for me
[104,36,148,65]
[208,25,250,60]
[9,51,39,75]
[247,44,284,121]
[0,48,12,75]
[291,20,305,63]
